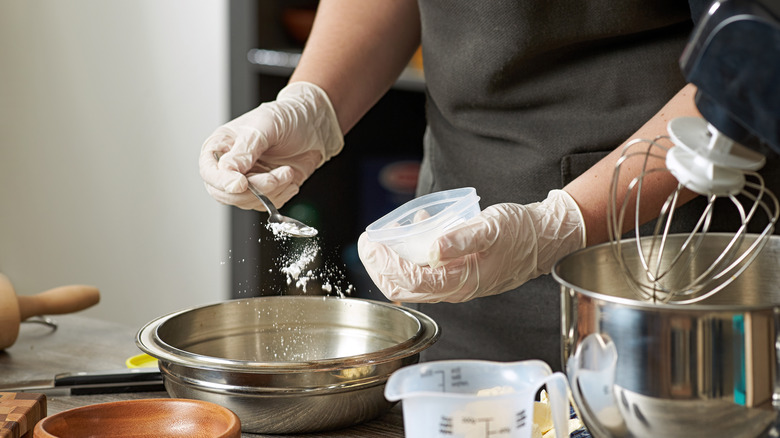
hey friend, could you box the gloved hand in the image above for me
[358,190,586,303]
[199,81,344,210]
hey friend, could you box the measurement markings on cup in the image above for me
[420,365,471,391]
[515,410,527,430]
[420,368,447,391]
[449,366,469,388]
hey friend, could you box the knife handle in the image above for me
[54,368,161,386]
[55,368,165,395]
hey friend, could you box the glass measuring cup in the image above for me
[385,360,570,438]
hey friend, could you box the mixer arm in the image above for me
[680,0,780,153]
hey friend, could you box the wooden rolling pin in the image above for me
[0,273,100,350]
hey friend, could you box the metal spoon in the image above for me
[213,152,318,238]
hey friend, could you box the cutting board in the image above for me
[0,393,46,438]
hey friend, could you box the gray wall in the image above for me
[0,1,230,329]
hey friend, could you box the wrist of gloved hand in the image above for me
[276,82,344,165]
[358,189,586,303]
[199,81,343,211]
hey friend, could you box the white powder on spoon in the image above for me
[267,221,318,238]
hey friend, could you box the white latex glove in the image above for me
[199,82,344,210]
[358,190,587,303]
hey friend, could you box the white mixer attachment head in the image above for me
[666,117,765,197]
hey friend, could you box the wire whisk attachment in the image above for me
[607,118,779,304]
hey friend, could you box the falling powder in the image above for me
[266,223,353,298]
[280,243,318,292]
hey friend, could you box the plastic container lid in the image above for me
[365,188,480,265]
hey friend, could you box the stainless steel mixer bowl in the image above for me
[553,233,780,438]
[136,296,439,434]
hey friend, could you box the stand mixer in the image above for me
[608,0,780,304]
[557,5,780,437]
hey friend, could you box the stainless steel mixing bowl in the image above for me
[136,296,439,434]
[554,233,780,438]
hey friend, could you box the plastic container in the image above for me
[365,187,481,265]
[385,360,569,438]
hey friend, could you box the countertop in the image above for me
[1,314,597,437]
[0,314,405,437]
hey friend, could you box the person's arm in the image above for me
[200,0,420,210]
[564,83,701,246]
[290,0,422,134]
[358,84,706,303]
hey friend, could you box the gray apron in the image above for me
[411,0,697,370]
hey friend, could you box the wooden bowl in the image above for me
[33,398,241,438]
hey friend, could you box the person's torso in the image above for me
[417,0,693,205]
[411,0,696,367]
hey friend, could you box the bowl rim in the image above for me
[553,233,780,311]
[136,296,440,373]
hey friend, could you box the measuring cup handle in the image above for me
[541,372,570,438]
